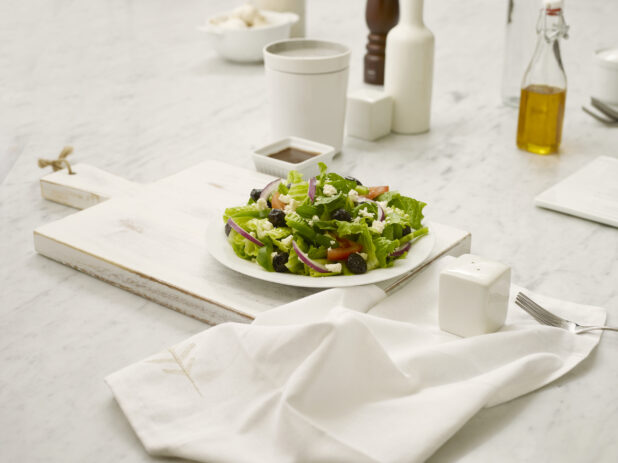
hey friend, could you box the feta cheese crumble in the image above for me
[308,215,320,226]
[358,208,374,219]
[281,235,293,247]
[256,198,268,210]
[283,198,299,213]
[278,194,291,204]
[370,220,385,234]
[325,263,342,273]
[323,184,337,196]
[348,189,359,201]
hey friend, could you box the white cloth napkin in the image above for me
[106,257,606,463]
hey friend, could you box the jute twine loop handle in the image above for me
[38,146,75,175]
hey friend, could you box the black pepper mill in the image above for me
[364,0,399,85]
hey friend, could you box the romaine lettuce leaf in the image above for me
[278,182,289,195]
[307,245,328,259]
[265,226,292,241]
[288,182,308,202]
[314,192,346,216]
[317,162,328,183]
[285,212,334,247]
[285,212,315,242]
[227,230,260,259]
[296,203,319,219]
[246,218,278,239]
[397,197,426,230]
[286,249,308,275]
[223,205,269,222]
[256,241,274,272]
[320,173,358,195]
[376,191,426,230]
[287,170,304,184]
[373,237,399,267]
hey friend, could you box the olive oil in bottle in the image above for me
[517,84,566,154]
[516,0,569,155]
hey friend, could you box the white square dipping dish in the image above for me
[252,136,336,179]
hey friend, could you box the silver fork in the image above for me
[515,292,618,334]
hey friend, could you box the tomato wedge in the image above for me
[327,240,362,261]
[271,192,285,210]
[365,186,389,200]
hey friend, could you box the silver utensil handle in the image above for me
[576,326,618,334]
[384,259,433,294]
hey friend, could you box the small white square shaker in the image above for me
[439,254,511,337]
[346,89,392,141]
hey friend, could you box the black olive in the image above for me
[268,209,286,227]
[250,188,262,202]
[345,175,363,186]
[273,252,289,273]
[224,223,231,236]
[346,253,367,274]
[402,225,412,236]
[332,208,352,222]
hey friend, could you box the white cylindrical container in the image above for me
[593,48,618,105]
[384,0,434,134]
[263,39,351,153]
[254,0,305,37]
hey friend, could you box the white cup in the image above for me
[263,39,351,153]
[593,47,618,105]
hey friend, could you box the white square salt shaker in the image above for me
[439,254,511,337]
[346,89,392,141]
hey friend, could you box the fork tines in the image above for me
[515,292,563,327]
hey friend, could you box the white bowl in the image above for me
[199,10,298,63]
[252,136,336,179]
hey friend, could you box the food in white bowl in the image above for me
[210,3,269,29]
[199,4,298,63]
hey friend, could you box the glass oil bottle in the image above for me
[516,0,569,155]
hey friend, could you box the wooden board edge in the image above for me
[33,231,253,325]
[40,178,107,210]
[39,163,142,210]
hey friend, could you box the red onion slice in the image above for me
[390,241,412,257]
[308,177,316,203]
[376,202,386,221]
[227,218,264,247]
[259,178,281,201]
[292,241,330,273]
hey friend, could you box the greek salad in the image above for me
[223,163,428,276]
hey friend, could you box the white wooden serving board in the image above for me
[35,161,471,325]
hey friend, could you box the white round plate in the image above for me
[206,221,435,288]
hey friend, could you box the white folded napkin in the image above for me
[106,257,606,463]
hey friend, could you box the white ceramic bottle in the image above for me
[384,0,434,134]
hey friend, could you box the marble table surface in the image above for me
[1,0,617,461]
